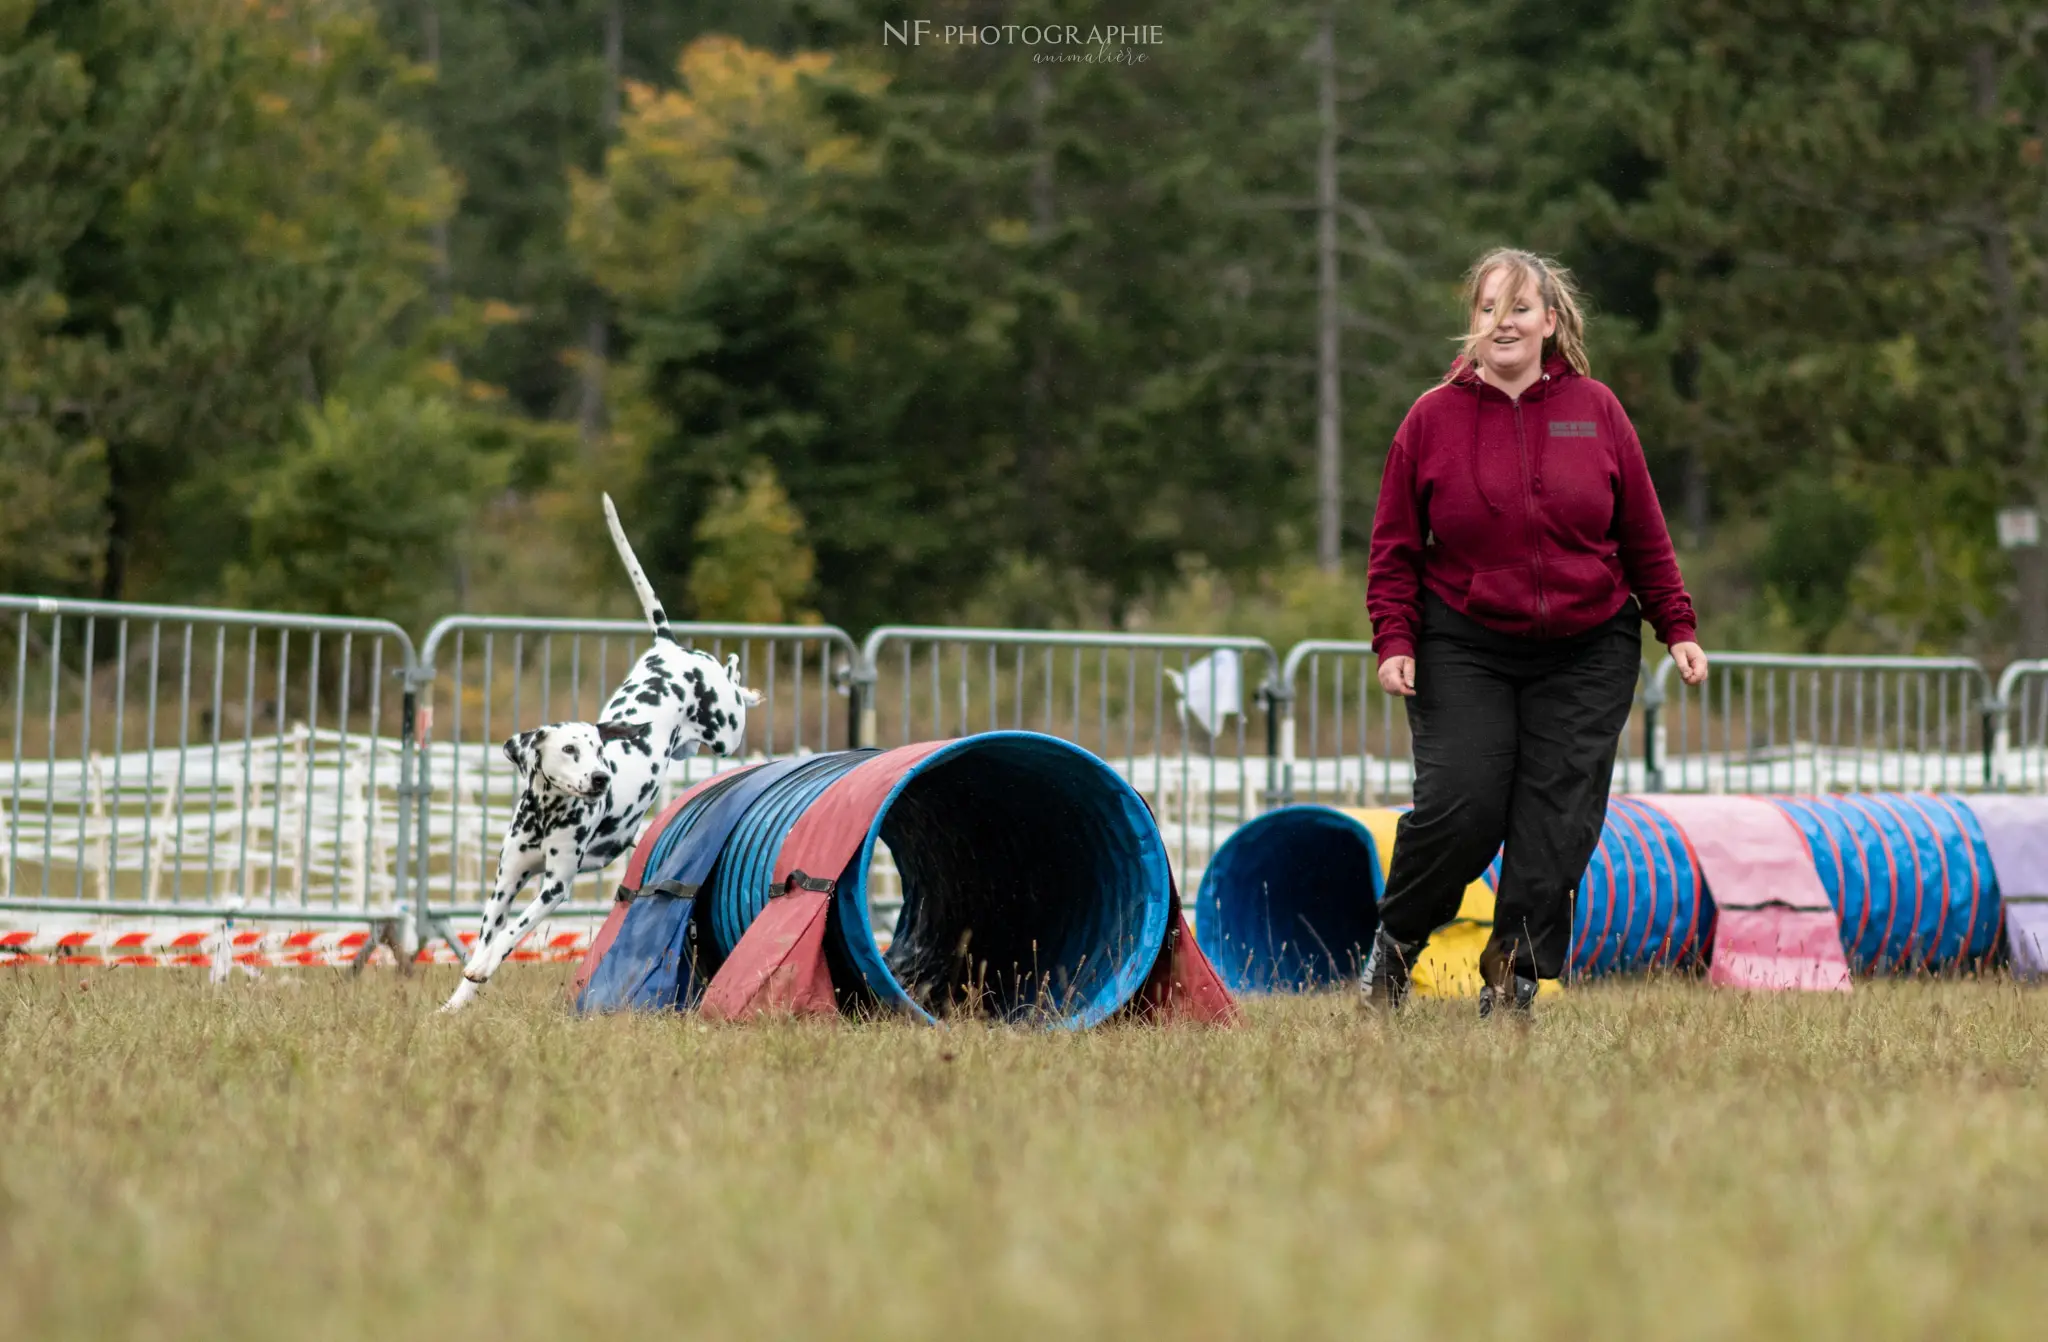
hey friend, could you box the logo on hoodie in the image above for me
[1550,420,1598,438]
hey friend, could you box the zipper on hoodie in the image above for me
[1512,398,1550,636]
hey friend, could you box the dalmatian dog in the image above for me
[439,494,762,1012]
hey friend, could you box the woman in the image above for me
[1361,248,1709,1017]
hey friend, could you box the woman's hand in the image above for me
[1378,655,1416,697]
[1670,641,1709,686]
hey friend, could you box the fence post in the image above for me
[849,652,877,750]
[1641,663,1665,793]
[409,660,452,963]
[375,663,426,974]
[1267,674,1294,807]
[1985,688,2004,792]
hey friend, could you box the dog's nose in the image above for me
[590,770,611,788]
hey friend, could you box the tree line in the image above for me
[3,1,2043,657]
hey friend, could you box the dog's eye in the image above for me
[563,745,579,760]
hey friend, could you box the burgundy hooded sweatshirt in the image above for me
[1365,354,1696,662]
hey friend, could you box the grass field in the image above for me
[2,969,2044,1341]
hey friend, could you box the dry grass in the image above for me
[1,969,2044,1341]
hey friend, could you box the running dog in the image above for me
[440,495,762,1012]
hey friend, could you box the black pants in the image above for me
[1377,590,1641,982]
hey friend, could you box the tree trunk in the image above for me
[1968,12,2048,656]
[99,445,129,602]
[421,3,454,358]
[1683,444,1708,550]
[578,0,624,455]
[1022,63,1057,563]
[1314,4,1343,573]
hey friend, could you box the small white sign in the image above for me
[1165,649,1242,738]
[1998,507,2041,550]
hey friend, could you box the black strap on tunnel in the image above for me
[631,756,843,905]
[782,870,837,896]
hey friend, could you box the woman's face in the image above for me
[1471,266,1557,383]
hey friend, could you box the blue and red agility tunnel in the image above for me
[571,732,1232,1028]
[1194,792,2041,992]
[1485,796,1710,978]
[1768,794,2001,972]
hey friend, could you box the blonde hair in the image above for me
[1448,248,1591,380]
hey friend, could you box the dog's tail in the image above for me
[602,493,673,643]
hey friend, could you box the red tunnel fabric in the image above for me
[568,764,764,1006]
[697,741,953,1022]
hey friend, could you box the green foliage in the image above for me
[0,0,464,600]
[1598,0,2047,651]
[1757,476,1875,651]
[225,388,486,625]
[1841,466,2009,655]
[1138,557,1375,651]
[686,460,819,624]
[370,0,798,419]
[3,0,2043,656]
[571,7,1501,628]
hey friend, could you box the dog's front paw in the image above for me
[440,978,482,1013]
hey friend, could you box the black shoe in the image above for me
[1359,929,1413,1011]
[1478,974,1538,1019]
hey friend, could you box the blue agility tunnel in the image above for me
[574,732,1174,1029]
[1198,798,1710,992]
[1483,797,1712,977]
[1192,806,1382,992]
[1557,795,1711,977]
[826,733,1173,1028]
[571,754,875,1014]
[1769,793,2000,972]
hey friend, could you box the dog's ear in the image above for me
[721,653,765,707]
[503,728,541,780]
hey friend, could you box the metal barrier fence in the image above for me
[1277,640,1398,806]
[407,616,862,940]
[1275,640,1659,805]
[857,626,1283,891]
[1994,660,2048,791]
[1640,653,1998,793]
[1,596,419,928]
[7,588,2048,952]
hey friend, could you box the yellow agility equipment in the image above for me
[1190,802,1568,997]
[1338,808,1499,998]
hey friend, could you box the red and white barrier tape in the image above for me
[0,924,596,969]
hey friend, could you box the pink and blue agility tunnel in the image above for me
[1769,794,2000,972]
[575,732,1173,1028]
